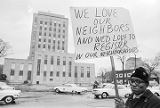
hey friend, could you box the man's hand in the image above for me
[114,97,125,108]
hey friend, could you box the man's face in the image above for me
[129,77,148,95]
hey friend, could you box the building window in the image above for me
[44,55,48,64]
[59,24,61,27]
[27,71,31,80]
[87,67,90,78]
[56,71,60,77]
[43,44,45,48]
[58,34,61,38]
[50,22,52,26]
[36,81,39,84]
[50,78,53,81]
[50,71,53,77]
[63,57,66,65]
[68,59,72,77]
[57,56,60,65]
[48,45,51,50]
[37,59,41,76]
[53,40,55,44]
[63,71,65,77]
[40,21,43,24]
[44,39,46,42]
[40,26,42,30]
[49,33,51,37]
[39,32,42,36]
[43,71,47,77]
[52,46,55,51]
[54,28,56,32]
[49,27,52,31]
[54,23,56,27]
[63,24,65,27]
[48,39,51,43]
[53,33,56,37]
[81,67,84,78]
[44,32,46,36]
[19,70,23,76]
[39,38,41,42]
[51,56,54,65]
[57,41,60,50]
[45,22,47,25]
[63,30,65,33]
[38,44,41,48]
[75,66,78,78]
[68,72,71,77]
[10,69,15,76]
[63,35,65,38]
[58,29,61,33]
[62,41,65,50]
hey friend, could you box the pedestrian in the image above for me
[115,67,160,108]
[93,80,99,89]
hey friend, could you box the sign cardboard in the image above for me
[70,7,137,60]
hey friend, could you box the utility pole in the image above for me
[134,54,136,69]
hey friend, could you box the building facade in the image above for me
[3,11,95,85]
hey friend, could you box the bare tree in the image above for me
[117,55,126,71]
[117,55,127,84]
[143,55,160,74]
[0,39,10,58]
[97,68,107,83]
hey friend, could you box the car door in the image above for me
[0,87,9,100]
[64,85,72,92]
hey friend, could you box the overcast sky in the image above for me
[0,0,160,73]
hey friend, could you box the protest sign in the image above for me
[70,7,137,60]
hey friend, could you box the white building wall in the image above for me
[3,58,33,84]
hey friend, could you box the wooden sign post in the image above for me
[110,56,119,98]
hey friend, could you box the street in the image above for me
[0,92,115,108]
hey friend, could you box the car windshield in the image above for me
[103,84,126,89]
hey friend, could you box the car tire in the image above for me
[4,96,14,104]
[55,88,60,93]
[101,92,108,98]
[77,92,81,95]
[94,95,99,99]
[154,92,159,96]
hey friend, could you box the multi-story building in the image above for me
[3,11,95,85]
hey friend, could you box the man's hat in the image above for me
[131,67,150,84]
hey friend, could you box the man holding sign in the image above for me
[115,67,160,108]
[70,7,142,107]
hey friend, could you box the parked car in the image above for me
[0,82,15,90]
[92,84,131,99]
[0,86,21,104]
[54,83,88,94]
